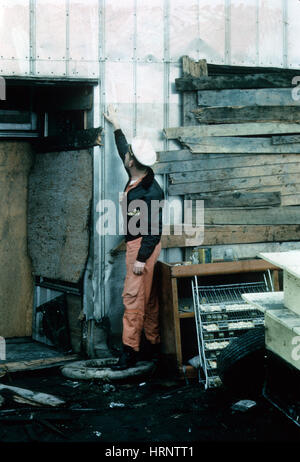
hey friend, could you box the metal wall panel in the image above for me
[0,0,30,75]
[105,0,135,61]
[169,0,199,61]
[136,0,164,62]
[230,0,258,66]
[35,0,67,74]
[258,0,284,67]
[198,0,226,64]
[136,62,165,151]
[287,0,300,68]
[69,0,99,62]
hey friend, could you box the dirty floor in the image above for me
[0,365,299,448]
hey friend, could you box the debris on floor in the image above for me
[231,399,257,413]
[0,384,65,407]
[0,368,299,443]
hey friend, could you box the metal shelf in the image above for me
[192,272,272,389]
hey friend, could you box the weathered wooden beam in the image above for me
[202,224,300,246]
[156,149,194,162]
[197,88,297,107]
[169,162,300,184]
[153,153,300,174]
[33,127,103,153]
[35,85,93,111]
[170,259,279,278]
[184,192,281,208]
[180,136,300,154]
[175,73,300,92]
[272,135,300,145]
[161,224,300,248]
[193,106,300,124]
[164,123,300,139]
[182,56,208,78]
[206,63,300,76]
[168,173,300,195]
[182,57,208,126]
[202,206,300,225]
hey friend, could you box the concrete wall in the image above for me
[0,141,34,338]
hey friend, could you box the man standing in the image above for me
[103,105,164,370]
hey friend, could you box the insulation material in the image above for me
[0,141,34,338]
[28,149,92,284]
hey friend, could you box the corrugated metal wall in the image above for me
[1,0,300,331]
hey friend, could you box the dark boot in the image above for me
[110,345,138,370]
[140,334,161,362]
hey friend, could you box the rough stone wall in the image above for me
[0,142,34,338]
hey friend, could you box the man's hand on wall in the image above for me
[133,260,145,275]
[103,104,120,130]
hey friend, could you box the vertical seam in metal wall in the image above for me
[163,0,170,262]
[29,0,36,75]
[255,0,260,66]
[65,0,70,76]
[97,0,106,319]
[197,0,200,61]
[282,0,288,68]
[225,0,231,65]
[133,0,137,137]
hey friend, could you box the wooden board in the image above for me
[33,127,103,153]
[258,250,300,273]
[154,153,300,174]
[180,136,300,154]
[202,207,300,225]
[0,141,34,338]
[272,135,300,145]
[157,262,182,370]
[182,57,208,127]
[193,106,300,124]
[197,88,297,107]
[35,85,93,111]
[169,259,279,278]
[242,292,284,313]
[200,225,300,246]
[169,163,300,185]
[164,123,300,139]
[157,149,194,162]
[175,73,300,92]
[168,173,300,195]
[184,192,281,208]
[0,355,79,373]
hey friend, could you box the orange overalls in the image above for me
[121,178,161,352]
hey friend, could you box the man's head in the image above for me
[126,138,157,173]
[125,145,148,172]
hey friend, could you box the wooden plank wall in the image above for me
[154,56,300,249]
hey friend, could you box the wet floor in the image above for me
[0,365,299,446]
